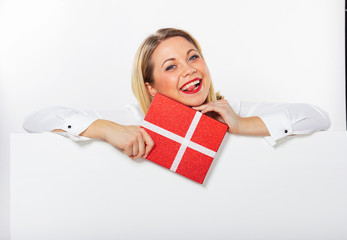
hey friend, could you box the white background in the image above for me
[10,132,347,240]
[0,0,345,239]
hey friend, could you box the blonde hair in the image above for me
[131,28,222,114]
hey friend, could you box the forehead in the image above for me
[152,36,196,62]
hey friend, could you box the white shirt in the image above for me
[23,99,331,146]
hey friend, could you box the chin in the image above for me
[181,96,206,107]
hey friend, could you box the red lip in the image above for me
[180,78,201,89]
[180,78,202,94]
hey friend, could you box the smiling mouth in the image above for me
[180,79,202,94]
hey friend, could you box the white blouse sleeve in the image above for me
[23,104,144,141]
[230,100,331,146]
[23,106,101,141]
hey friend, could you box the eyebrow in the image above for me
[161,49,198,68]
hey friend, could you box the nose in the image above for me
[181,63,197,78]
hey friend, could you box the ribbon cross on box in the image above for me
[141,93,228,184]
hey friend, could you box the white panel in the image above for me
[11,132,347,240]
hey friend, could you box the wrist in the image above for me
[81,119,118,140]
[228,117,242,134]
[232,117,270,136]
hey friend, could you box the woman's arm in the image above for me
[235,116,270,136]
[193,99,331,145]
[193,99,270,136]
[23,106,154,159]
[79,119,153,159]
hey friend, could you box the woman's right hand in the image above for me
[80,119,154,159]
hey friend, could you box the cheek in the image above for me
[155,73,178,91]
[197,59,210,78]
[201,64,211,84]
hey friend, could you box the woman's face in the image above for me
[147,36,211,107]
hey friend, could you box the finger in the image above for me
[134,133,145,159]
[199,104,218,114]
[131,138,139,159]
[192,104,208,110]
[123,144,133,157]
[141,128,154,158]
[194,101,220,111]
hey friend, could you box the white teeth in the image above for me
[181,80,200,91]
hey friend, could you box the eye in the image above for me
[165,65,176,71]
[189,54,199,61]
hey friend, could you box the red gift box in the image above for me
[141,93,228,184]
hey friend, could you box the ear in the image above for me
[145,82,157,97]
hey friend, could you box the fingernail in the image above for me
[143,154,147,159]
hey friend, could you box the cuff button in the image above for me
[284,129,288,133]
[68,125,71,129]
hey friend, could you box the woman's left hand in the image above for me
[192,99,241,134]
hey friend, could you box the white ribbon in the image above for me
[141,111,216,172]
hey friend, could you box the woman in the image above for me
[23,28,331,159]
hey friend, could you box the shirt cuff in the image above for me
[258,109,293,146]
[53,132,94,141]
[55,109,99,141]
